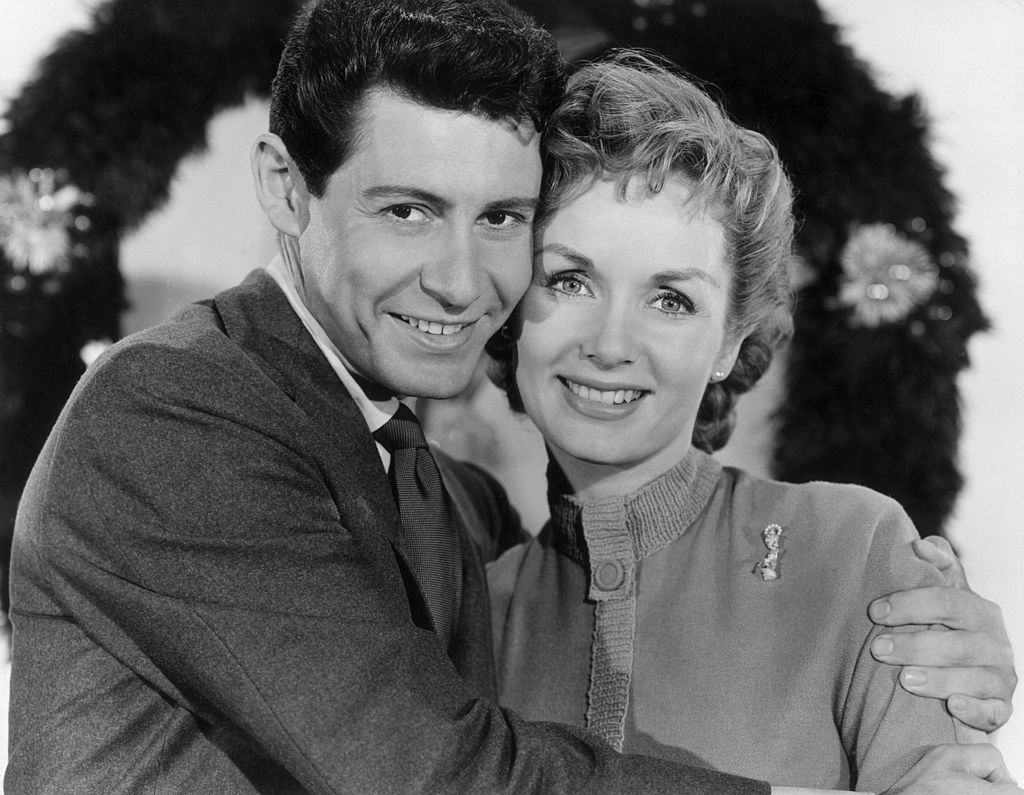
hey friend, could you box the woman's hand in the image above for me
[869,536,1017,732]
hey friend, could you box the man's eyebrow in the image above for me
[361,185,449,208]
[537,242,593,268]
[484,196,540,214]
[361,187,538,216]
[650,268,722,289]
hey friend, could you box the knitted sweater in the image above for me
[488,448,975,792]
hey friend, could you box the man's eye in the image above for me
[482,211,521,228]
[387,205,427,222]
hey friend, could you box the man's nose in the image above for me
[420,227,482,310]
[581,302,640,366]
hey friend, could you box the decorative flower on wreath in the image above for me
[0,168,91,275]
[837,223,940,327]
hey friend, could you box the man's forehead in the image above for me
[353,86,538,151]
[334,87,542,196]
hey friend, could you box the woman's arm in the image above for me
[833,497,977,791]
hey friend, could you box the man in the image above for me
[6,0,1016,792]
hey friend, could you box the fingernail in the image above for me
[869,599,891,620]
[872,636,894,657]
[948,694,967,713]
[901,668,927,687]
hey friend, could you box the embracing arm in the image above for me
[869,536,1017,732]
[10,338,767,794]
[773,744,1019,794]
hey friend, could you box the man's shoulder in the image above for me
[94,270,290,382]
[89,303,242,394]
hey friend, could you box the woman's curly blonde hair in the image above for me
[488,50,796,453]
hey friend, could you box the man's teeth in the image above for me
[400,315,467,336]
[565,380,644,405]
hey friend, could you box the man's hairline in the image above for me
[322,82,542,189]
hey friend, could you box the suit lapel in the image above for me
[211,270,404,552]
[210,271,490,660]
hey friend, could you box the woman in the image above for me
[486,54,986,792]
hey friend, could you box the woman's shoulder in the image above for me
[720,467,924,567]
[711,468,944,620]
[486,522,562,594]
[486,536,531,603]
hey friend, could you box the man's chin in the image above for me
[374,361,478,402]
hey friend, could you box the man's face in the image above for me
[296,88,542,399]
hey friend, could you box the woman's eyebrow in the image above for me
[649,268,721,288]
[537,242,593,269]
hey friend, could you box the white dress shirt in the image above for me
[265,236,399,470]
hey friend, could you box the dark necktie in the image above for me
[374,404,462,648]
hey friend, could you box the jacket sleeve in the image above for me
[836,496,981,793]
[12,337,768,795]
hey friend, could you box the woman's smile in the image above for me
[560,377,647,406]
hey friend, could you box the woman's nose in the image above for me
[581,304,640,366]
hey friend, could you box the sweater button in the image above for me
[594,559,625,591]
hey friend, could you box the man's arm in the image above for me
[9,336,768,794]
[869,537,1017,732]
[773,743,1020,794]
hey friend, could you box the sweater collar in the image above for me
[547,447,722,564]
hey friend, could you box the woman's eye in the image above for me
[653,292,694,315]
[552,275,587,295]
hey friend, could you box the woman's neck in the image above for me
[549,445,692,502]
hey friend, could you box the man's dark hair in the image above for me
[270,0,566,197]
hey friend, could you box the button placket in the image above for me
[581,500,635,751]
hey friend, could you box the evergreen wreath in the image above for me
[0,0,987,587]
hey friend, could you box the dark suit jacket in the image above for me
[7,270,766,794]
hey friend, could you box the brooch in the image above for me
[757,523,783,581]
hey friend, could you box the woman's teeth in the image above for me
[565,380,644,405]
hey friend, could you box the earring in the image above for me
[500,324,514,340]
[711,370,727,383]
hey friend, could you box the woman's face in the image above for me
[516,176,741,496]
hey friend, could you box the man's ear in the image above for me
[251,133,310,237]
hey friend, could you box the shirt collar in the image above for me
[265,236,399,468]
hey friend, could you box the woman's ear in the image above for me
[712,335,746,383]
[251,133,310,237]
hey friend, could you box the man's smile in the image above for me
[394,313,475,336]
